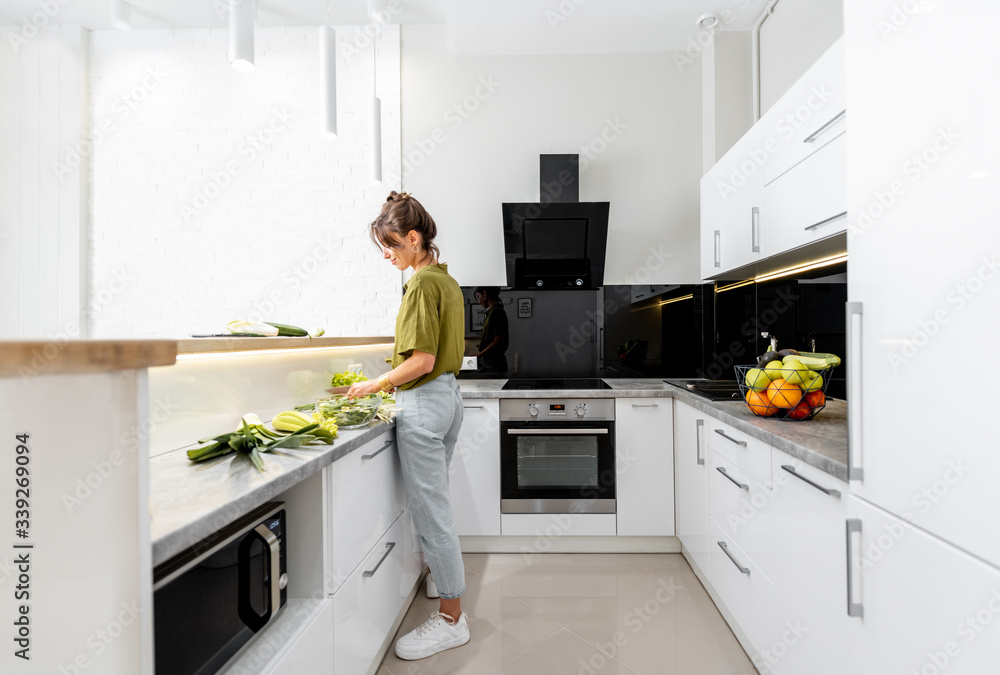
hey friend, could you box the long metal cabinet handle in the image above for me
[362,440,393,460]
[716,466,749,491]
[714,230,721,267]
[781,465,841,497]
[846,519,864,617]
[751,207,760,252]
[847,302,864,481]
[463,405,484,409]
[804,109,846,143]
[363,542,396,577]
[718,541,750,574]
[631,403,659,408]
[714,428,747,447]
[508,428,609,435]
[695,419,705,466]
[804,210,847,232]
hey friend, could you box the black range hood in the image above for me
[502,155,609,290]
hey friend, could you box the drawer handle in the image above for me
[803,109,846,143]
[363,542,396,577]
[631,403,659,408]
[362,440,393,460]
[781,464,841,497]
[695,419,705,466]
[751,207,760,253]
[463,405,485,409]
[714,429,747,447]
[718,541,750,575]
[716,466,749,491]
[714,230,721,267]
[846,520,864,618]
[804,210,847,232]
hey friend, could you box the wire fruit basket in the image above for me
[734,364,835,422]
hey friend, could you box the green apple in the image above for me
[801,372,824,392]
[744,367,772,391]
[782,358,810,385]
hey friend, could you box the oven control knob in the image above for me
[575,404,587,417]
[529,403,539,416]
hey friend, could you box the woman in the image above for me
[473,286,509,373]
[347,191,470,661]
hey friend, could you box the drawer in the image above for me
[325,432,404,593]
[257,600,335,675]
[709,452,776,578]
[332,515,408,675]
[706,419,772,487]
[762,37,846,184]
[763,132,847,257]
[708,518,775,658]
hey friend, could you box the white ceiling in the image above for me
[0,0,772,53]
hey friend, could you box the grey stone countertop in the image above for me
[457,377,848,482]
[149,421,394,567]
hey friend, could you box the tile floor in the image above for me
[376,553,758,675]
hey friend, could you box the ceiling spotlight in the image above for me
[111,0,132,30]
[696,13,722,31]
[230,0,255,73]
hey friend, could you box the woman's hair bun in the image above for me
[386,191,411,203]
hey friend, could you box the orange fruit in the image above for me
[766,378,803,408]
[804,390,826,409]
[746,389,777,417]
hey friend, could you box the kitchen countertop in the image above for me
[457,377,848,482]
[149,420,394,567]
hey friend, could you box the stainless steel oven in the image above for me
[500,398,615,514]
[153,502,287,675]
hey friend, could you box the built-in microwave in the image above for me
[153,502,287,675]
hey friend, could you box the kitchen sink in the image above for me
[662,378,743,402]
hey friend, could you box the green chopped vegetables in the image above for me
[331,370,368,388]
[316,393,383,429]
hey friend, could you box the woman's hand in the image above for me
[347,379,383,397]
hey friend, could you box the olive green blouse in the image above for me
[392,263,465,390]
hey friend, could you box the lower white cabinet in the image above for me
[332,515,409,675]
[674,401,711,572]
[846,497,1000,674]
[709,517,774,655]
[449,399,501,536]
[614,398,674,536]
[257,600,335,675]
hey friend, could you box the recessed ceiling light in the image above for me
[696,13,722,31]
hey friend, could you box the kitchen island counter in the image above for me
[457,377,848,482]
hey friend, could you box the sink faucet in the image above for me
[761,332,779,352]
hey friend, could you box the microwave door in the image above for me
[238,524,282,633]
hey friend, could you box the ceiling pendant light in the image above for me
[319,3,337,139]
[369,24,382,184]
[110,0,132,30]
[230,0,255,73]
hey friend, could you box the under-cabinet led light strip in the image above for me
[176,343,394,361]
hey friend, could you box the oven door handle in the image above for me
[237,524,282,633]
[506,428,610,435]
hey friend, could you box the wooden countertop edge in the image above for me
[0,340,178,378]
[175,336,395,354]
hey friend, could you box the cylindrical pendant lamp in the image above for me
[320,26,338,139]
[110,0,132,30]
[370,96,382,184]
[230,0,255,73]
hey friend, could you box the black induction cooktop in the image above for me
[501,378,612,391]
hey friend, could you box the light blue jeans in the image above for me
[394,373,466,600]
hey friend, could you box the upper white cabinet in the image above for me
[761,37,846,186]
[449,400,501,536]
[701,160,726,279]
[615,398,674,536]
[674,401,711,573]
[722,125,766,272]
[845,0,1000,568]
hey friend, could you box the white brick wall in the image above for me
[88,25,402,337]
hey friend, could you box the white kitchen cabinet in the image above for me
[255,600,335,675]
[700,160,725,280]
[763,132,846,256]
[709,451,775,579]
[761,37,845,186]
[845,0,1000,567]
[721,125,765,272]
[449,399,501,536]
[332,515,409,675]
[614,398,674,536]
[766,451,848,675]
[674,401,711,574]
[846,497,1000,674]
[325,431,405,593]
[707,417,772,487]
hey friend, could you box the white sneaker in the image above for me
[394,611,470,660]
[425,574,440,598]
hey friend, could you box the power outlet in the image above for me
[461,356,477,371]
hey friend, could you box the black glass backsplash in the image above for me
[458,262,847,398]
